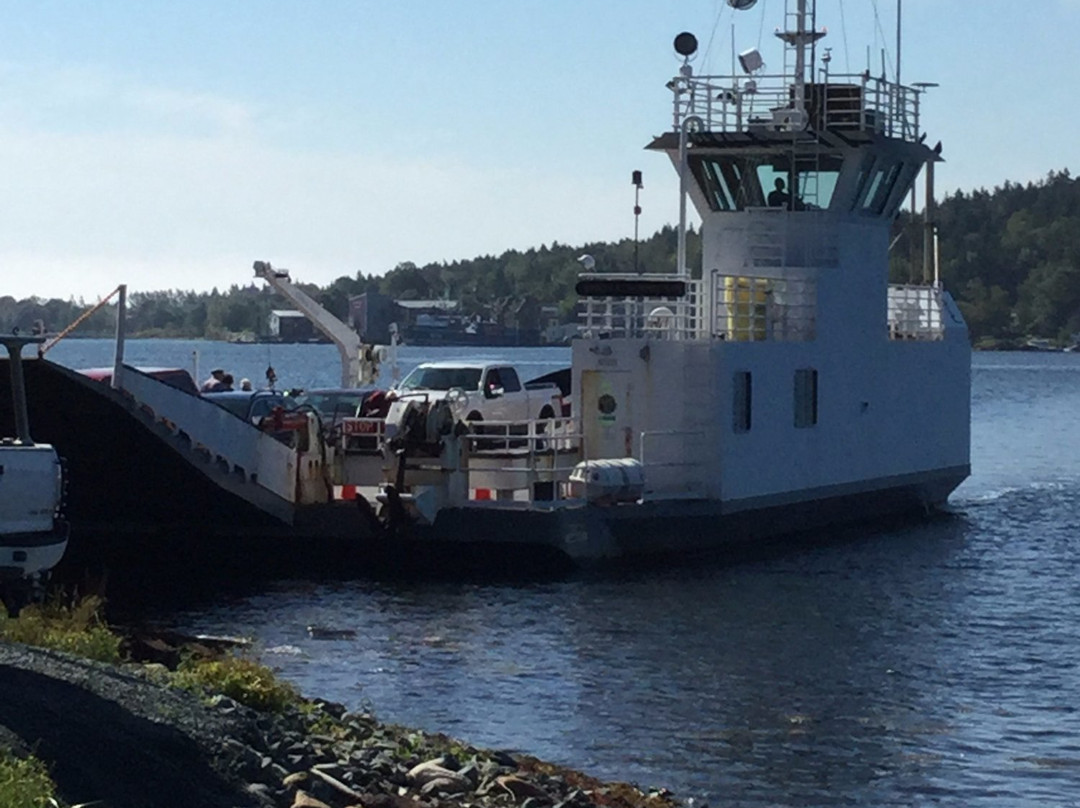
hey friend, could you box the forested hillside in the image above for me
[891,169,1080,346]
[3,170,1077,346]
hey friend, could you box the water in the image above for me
[43,337,571,392]
[47,343,1080,805]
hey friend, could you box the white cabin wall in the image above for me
[572,338,722,498]
[704,210,967,504]
[817,220,889,347]
[714,339,834,501]
[713,321,969,502]
[713,337,969,503]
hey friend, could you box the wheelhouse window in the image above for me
[794,368,818,428]
[757,155,842,211]
[733,371,752,433]
[856,159,905,215]
[690,154,843,212]
[691,156,760,210]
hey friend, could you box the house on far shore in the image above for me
[268,309,325,343]
[347,291,550,346]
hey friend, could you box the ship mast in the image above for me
[775,0,825,126]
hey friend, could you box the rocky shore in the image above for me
[0,640,681,808]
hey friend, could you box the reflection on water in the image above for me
[167,490,1080,806]
[77,344,1080,805]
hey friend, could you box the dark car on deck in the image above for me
[288,386,383,428]
[202,390,297,425]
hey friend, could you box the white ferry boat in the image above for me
[356,0,970,562]
[0,0,969,577]
[0,335,68,609]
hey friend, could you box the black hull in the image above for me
[0,359,364,584]
[1,358,967,610]
[411,464,969,565]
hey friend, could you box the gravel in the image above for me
[0,641,683,808]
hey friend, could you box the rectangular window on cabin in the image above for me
[850,154,878,212]
[794,368,818,428]
[869,162,903,214]
[733,371,752,433]
[859,160,904,215]
[696,160,735,211]
[693,158,737,210]
[757,154,843,211]
[691,157,767,210]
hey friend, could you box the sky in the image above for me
[2,0,1078,302]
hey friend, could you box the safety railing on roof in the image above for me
[579,277,702,340]
[673,73,921,142]
[887,284,945,341]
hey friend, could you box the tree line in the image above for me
[2,170,1077,347]
[0,226,700,341]
[889,168,1080,347]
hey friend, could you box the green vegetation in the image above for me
[0,596,121,664]
[171,654,302,713]
[890,169,1080,345]
[0,226,699,341]
[0,748,59,808]
[6,169,1080,345]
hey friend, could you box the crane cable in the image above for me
[39,286,123,356]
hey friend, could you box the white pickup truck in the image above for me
[393,360,563,425]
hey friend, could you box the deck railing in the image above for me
[579,277,703,340]
[578,271,818,343]
[119,368,300,502]
[887,284,945,341]
[673,72,921,142]
[710,271,817,342]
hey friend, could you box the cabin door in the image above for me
[581,370,633,460]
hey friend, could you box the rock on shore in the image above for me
[0,641,682,808]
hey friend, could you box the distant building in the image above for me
[348,292,397,343]
[348,292,548,346]
[268,310,320,342]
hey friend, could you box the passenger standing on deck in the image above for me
[219,373,235,392]
[201,368,227,392]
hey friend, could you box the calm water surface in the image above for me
[49,344,1080,806]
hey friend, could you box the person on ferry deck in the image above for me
[768,177,791,208]
[201,368,227,392]
[219,373,235,392]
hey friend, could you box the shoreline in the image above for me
[0,637,681,808]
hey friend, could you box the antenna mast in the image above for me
[632,170,643,274]
[897,0,902,85]
[776,0,825,122]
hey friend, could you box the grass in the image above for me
[0,595,121,664]
[171,654,302,713]
[0,748,59,808]
[0,593,299,714]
